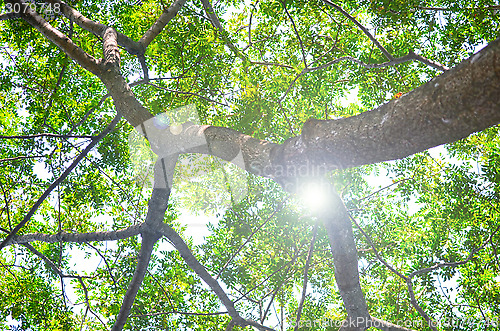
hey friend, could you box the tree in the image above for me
[0,0,499,330]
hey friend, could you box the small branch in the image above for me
[0,113,122,250]
[234,249,301,304]
[417,5,500,11]
[322,0,394,61]
[131,310,228,317]
[0,12,20,20]
[201,0,246,61]
[294,223,318,331]
[138,55,149,82]
[355,177,413,202]
[0,155,47,163]
[249,61,294,69]
[139,0,188,49]
[144,82,229,106]
[281,1,307,68]
[308,53,447,72]
[349,215,407,280]
[216,201,285,279]
[406,279,437,331]
[158,221,275,331]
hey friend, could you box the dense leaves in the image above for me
[0,0,499,330]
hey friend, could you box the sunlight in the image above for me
[299,181,331,213]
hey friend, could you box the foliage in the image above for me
[0,0,499,330]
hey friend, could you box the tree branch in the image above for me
[0,133,94,139]
[14,0,102,75]
[282,1,307,68]
[0,12,20,20]
[44,0,144,55]
[201,0,246,61]
[111,232,161,331]
[6,223,143,246]
[103,27,120,69]
[322,0,393,60]
[138,0,187,49]
[321,187,370,330]
[294,223,318,331]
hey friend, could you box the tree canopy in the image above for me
[0,0,499,330]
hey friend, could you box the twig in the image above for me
[349,214,407,280]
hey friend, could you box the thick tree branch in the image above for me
[275,38,500,175]
[321,187,370,330]
[94,38,500,191]
[103,27,120,69]
[111,232,161,331]
[14,0,102,75]
[44,0,144,55]
[0,113,122,250]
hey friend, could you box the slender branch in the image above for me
[131,310,228,317]
[144,82,229,106]
[349,215,407,280]
[322,0,394,60]
[249,61,294,69]
[0,113,122,250]
[307,53,447,72]
[294,223,318,331]
[281,1,307,68]
[201,0,246,61]
[0,12,20,21]
[0,155,47,163]
[139,0,188,49]
[234,249,301,304]
[216,201,285,279]
[417,5,500,11]
[406,279,437,331]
